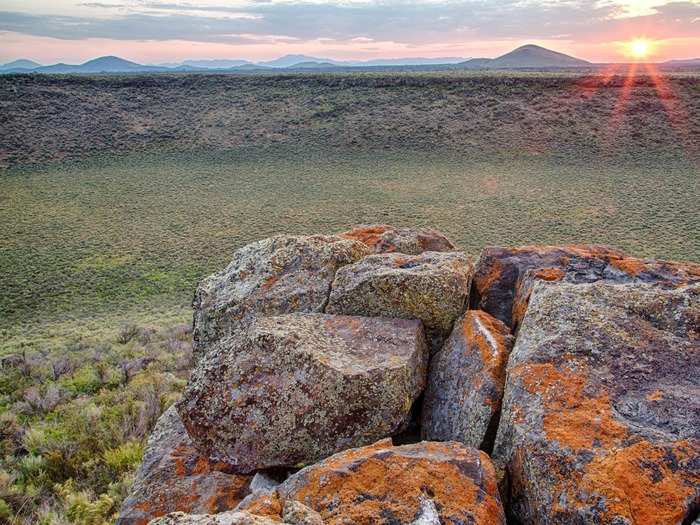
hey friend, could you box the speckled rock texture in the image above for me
[237,439,506,525]
[492,281,700,525]
[147,511,284,525]
[338,224,456,254]
[326,251,472,351]
[471,244,700,330]
[421,310,514,451]
[117,407,252,525]
[192,235,370,356]
[178,313,428,473]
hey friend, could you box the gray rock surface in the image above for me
[117,407,251,525]
[326,251,472,351]
[421,310,514,450]
[338,224,456,254]
[192,235,369,356]
[492,281,700,524]
[282,500,324,525]
[179,313,428,473]
[147,511,284,525]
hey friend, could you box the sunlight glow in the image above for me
[629,39,652,60]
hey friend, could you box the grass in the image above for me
[1,145,698,354]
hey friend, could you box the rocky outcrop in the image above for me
[121,228,699,525]
[238,439,506,525]
[179,313,428,473]
[192,235,370,356]
[338,224,456,254]
[471,244,700,330]
[326,251,472,350]
[116,407,251,525]
[421,310,514,450]
[492,281,700,524]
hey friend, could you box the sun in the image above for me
[629,38,652,60]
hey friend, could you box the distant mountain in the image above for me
[34,56,164,74]
[664,58,700,66]
[182,59,252,69]
[1,59,41,70]
[258,55,339,68]
[460,44,590,69]
[287,61,341,69]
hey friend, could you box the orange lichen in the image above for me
[287,441,503,525]
[646,390,664,401]
[532,267,566,281]
[260,275,279,290]
[610,256,647,276]
[237,491,284,521]
[474,258,504,296]
[339,226,391,250]
[515,362,627,450]
[580,440,700,525]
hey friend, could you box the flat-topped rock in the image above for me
[192,235,370,356]
[326,251,472,351]
[492,281,700,524]
[148,511,283,525]
[116,407,252,525]
[422,310,514,450]
[471,244,700,330]
[238,439,506,525]
[338,224,456,254]
[179,314,428,473]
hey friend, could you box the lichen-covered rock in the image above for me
[326,251,472,351]
[148,511,283,525]
[117,407,252,525]
[178,314,428,473]
[492,281,700,525]
[192,235,370,355]
[338,224,456,254]
[471,244,700,330]
[238,439,505,525]
[281,501,324,525]
[421,310,514,450]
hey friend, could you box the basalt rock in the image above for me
[338,224,456,254]
[148,511,284,525]
[117,407,252,525]
[237,439,506,525]
[421,310,514,450]
[471,244,700,330]
[492,281,700,525]
[192,235,370,356]
[326,251,472,351]
[178,314,428,473]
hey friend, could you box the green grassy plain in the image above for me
[2,145,699,352]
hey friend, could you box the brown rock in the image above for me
[116,407,252,525]
[326,251,472,351]
[238,439,505,525]
[492,281,700,525]
[421,310,514,450]
[178,314,428,473]
[192,235,370,356]
[471,244,700,330]
[338,224,456,254]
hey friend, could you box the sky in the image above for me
[0,0,698,64]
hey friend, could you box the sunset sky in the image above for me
[0,0,698,64]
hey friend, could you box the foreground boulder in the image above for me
[471,244,700,330]
[326,251,472,350]
[179,314,428,473]
[338,224,456,254]
[192,235,370,355]
[117,407,251,525]
[238,439,506,525]
[421,310,514,450]
[493,281,700,524]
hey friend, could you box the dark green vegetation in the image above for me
[0,71,698,523]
